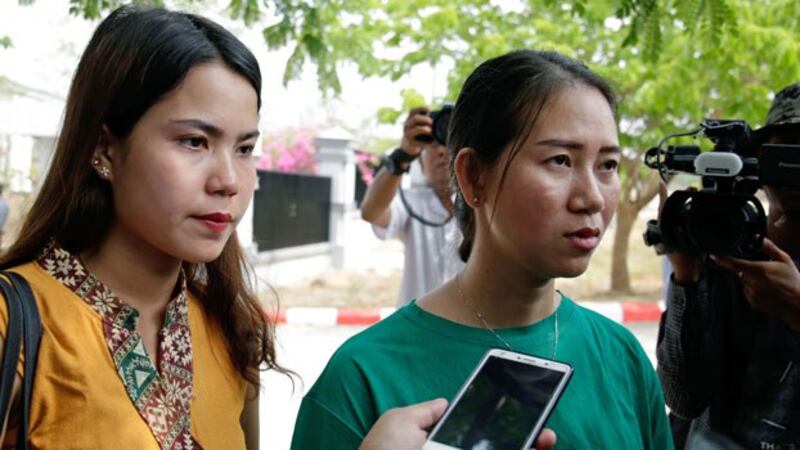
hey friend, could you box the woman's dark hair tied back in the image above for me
[447,49,616,262]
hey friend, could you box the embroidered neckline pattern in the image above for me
[37,244,196,449]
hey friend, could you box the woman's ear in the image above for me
[454,147,483,208]
[91,125,117,182]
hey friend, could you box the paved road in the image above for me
[260,322,660,450]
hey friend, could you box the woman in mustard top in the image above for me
[0,6,286,449]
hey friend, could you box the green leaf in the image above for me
[302,33,325,58]
[377,107,402,124]
[400,88,427,110]
[243,0,261,25]
[642,4,662,61]
[263,16,292,49]
[282,43,305,86]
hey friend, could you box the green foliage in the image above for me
[401,88,426,110]
[0,37,12,49]
[618,0,738,59]
[227,0,260,25]
[376,88,426,124]
[50,0,742,93]
[376,107,402,125]
[39,0,797,156]
[18,0,799,290]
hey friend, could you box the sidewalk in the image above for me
[266,300,665,326]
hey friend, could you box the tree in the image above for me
[28,0,737,94]
[254,0,796,293]
[601,0,800,292]
[23,0,800,292]
[267,0,794,293]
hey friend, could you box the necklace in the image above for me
[455,273,560,360]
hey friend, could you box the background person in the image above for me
[657,82,800,449]
[360,106,464,305]
[291,49,673,450]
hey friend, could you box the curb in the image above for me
[266,302,664,327]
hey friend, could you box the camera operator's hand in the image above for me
[712,238,800,331]
[400,106,433,157]
[659,182,703,284]
[359,398,557,450]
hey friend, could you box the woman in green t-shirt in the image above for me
[293,49,674,450]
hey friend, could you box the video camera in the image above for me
[643,119,800,258]
[414,104,454,146]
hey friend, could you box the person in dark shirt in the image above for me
[657,82,800,450]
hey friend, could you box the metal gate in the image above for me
[252,171,331,251]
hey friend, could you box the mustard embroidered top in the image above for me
[0,245,247,449]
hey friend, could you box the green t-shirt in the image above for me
[290,297,674,450]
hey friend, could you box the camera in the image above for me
[643,119,800,258]
[414,104,454,146]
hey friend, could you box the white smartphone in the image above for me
[423,348,573,450]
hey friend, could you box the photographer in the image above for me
[657,83,800,449]
[361,106,464,305]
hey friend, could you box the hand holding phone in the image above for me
[360,398,449,450]
[423,349,572,450]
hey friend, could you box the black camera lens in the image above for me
[431,105,453,146]
[415,105,454,146]
[686,196,749,254]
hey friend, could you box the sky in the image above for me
[0,0,452,147]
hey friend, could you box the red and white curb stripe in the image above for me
[266,302,665,327]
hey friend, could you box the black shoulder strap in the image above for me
[0,271,40,450]
[0,275,23,436]
[6,272,40,450]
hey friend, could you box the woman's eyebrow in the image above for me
[169,118,259,142]
[535,139,621,154]
[535,139,583,149]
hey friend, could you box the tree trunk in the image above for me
[611,202,638,294]
[609,167,661,295]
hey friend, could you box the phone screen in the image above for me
[426,354,569,450]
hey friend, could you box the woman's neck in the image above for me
[419,245,559,329]
[456,257,558,328]
[80,225,182,315]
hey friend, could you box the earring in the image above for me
[472,195,480,204]
[92,158,100,166]
[98,167,111,179]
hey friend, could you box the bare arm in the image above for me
[361,107,432,228]
[360,168,404,228]
[240,385,259,450]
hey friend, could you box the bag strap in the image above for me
[0,271,40,450]
[6,272,40,450]
[0,276,23,437]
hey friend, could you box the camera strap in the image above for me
[399,188,453,228]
